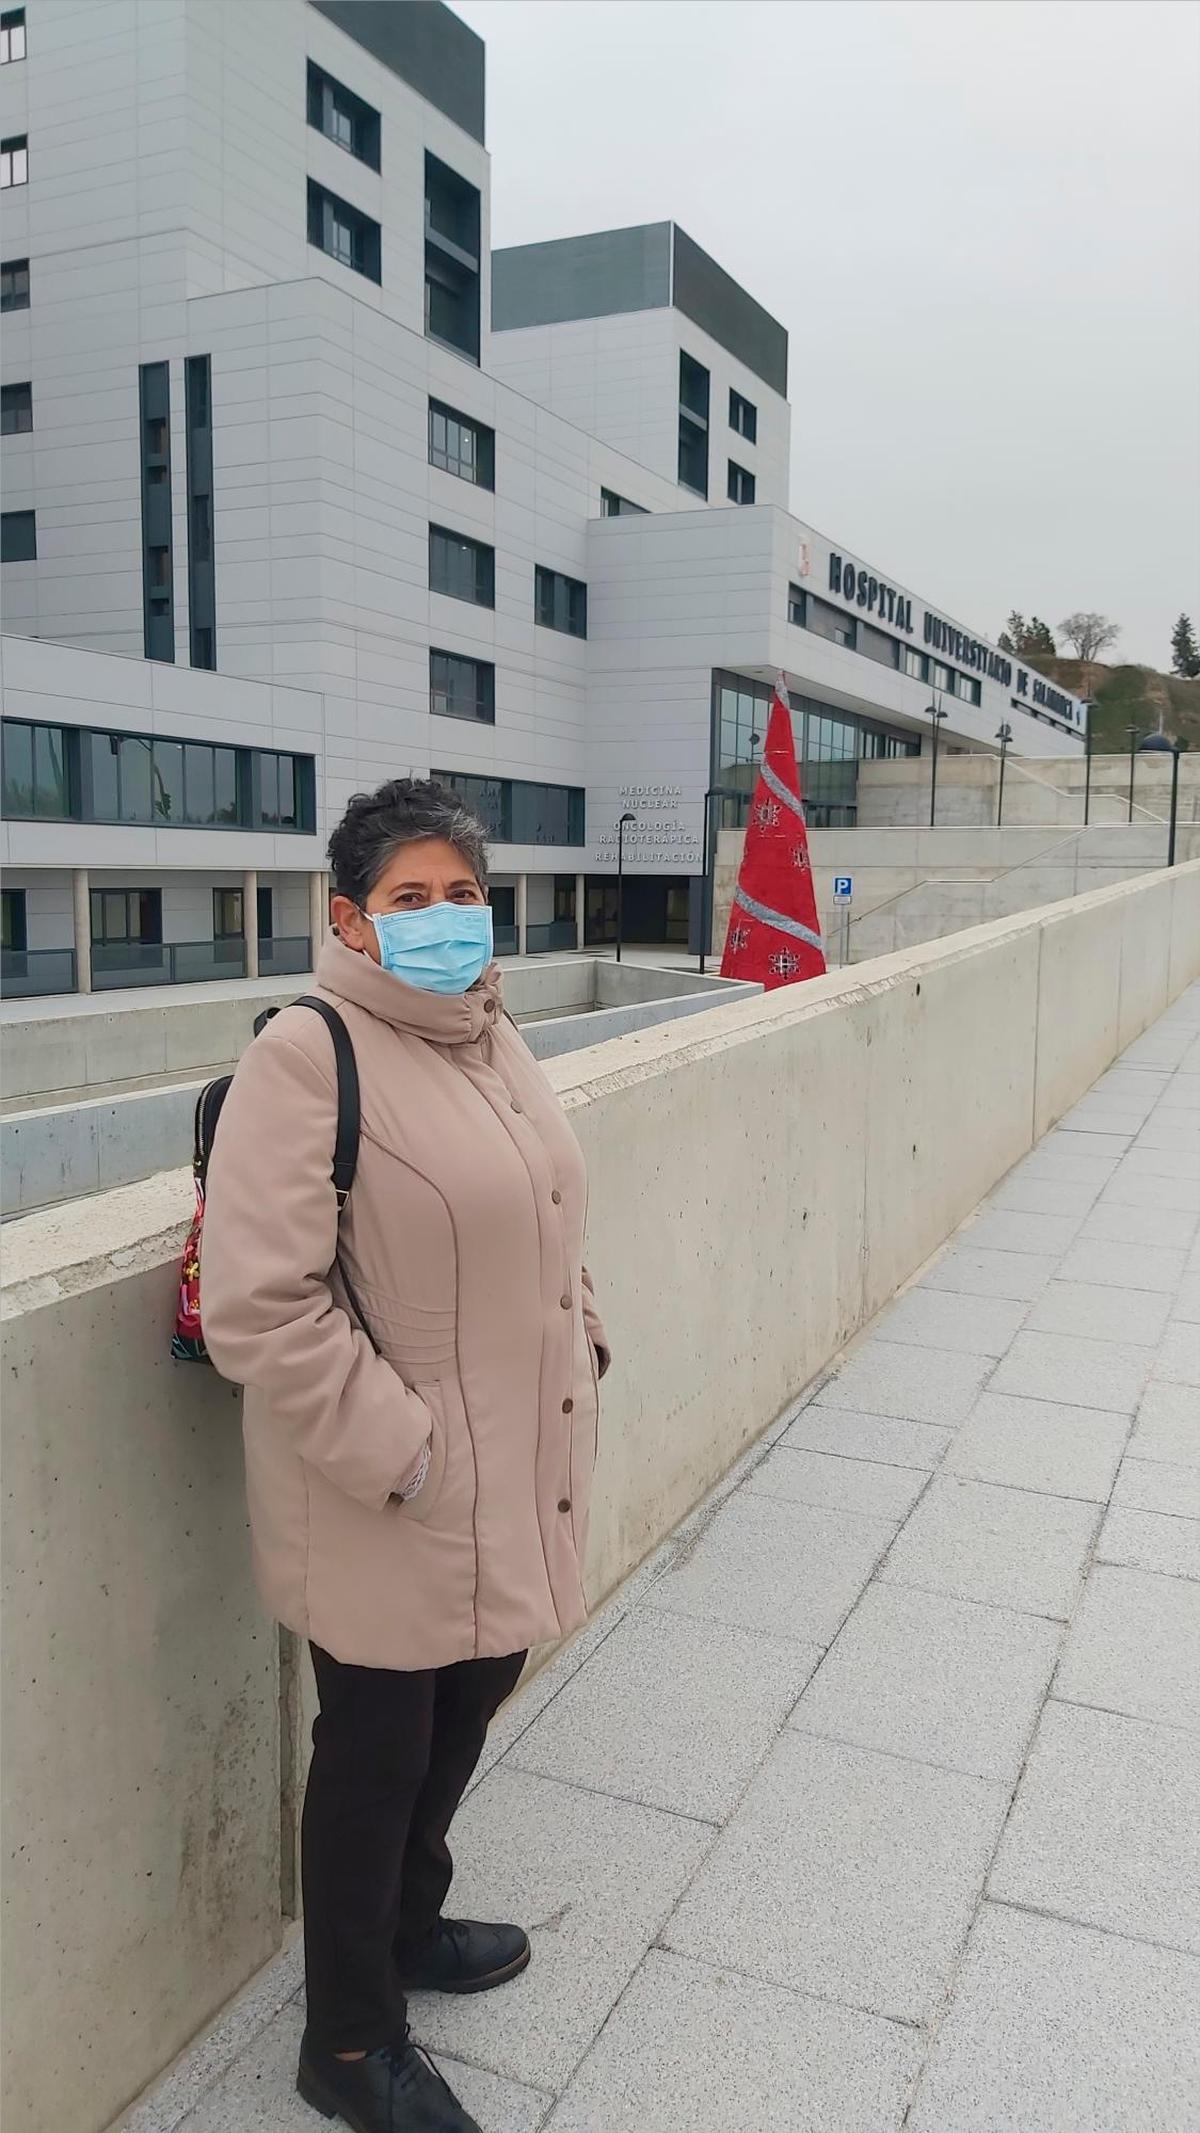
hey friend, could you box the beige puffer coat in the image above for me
[200,935,608,1670]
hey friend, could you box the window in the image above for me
[0,135,27,187]
[1,509,36,561]
[788,583,805,626]
[185,354,215,668]
[1,720,69,816]
[727,460,755,506]
[307,179,381,282]
[535,565,587,638]
[1,380,32,434]
[930,661,953,692]
[1,256,29,310]
[90,890,162,947]
[804,594,856,650]
[139,362,173,661]
[678,351,709,497]
[429,523,494,607]
[859,622,899,669]
[428,399,494,488]
[425,152,480,363]
[213,888,244,939]
[729,388,757,443]
[434,771,585,847]
[2,718,314,831]
[600,488,648,517]
[430,648,495,724]
[954,671,981,705]
[1,887,26,952]
[0,10,25,62]
[904,647,928,683]
[257,885,273,939]
[306,60,380,169]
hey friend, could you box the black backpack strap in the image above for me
[292,996,360,1209]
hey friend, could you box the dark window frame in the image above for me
[0,134,27,187]
[213,886,244,940]
[429,522,495,608]
[429,647,496,724]
[729,388,757,443]
[90,888,163,948]
[307,177,381,283]
[1,885,27,952]
[428,398,494,489]
[424,151,481,364]
[306,59,381,170]
[0,255,29,310]
[1,508,36,561]
[0,379,32,433]
[600,488,648,517]
[0,9,25,63]
[433,768,586,848]
[727,459,755,505]
[139,362,174,662]
[534,565,588,639]
[185,354,216,668]
[678,350,710,498]
[1,716,315,834]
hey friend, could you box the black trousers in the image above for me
[302,1642,527,2053]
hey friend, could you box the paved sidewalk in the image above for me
[134,984,1200,2133]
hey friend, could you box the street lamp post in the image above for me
[615,812,636,963]
[1135,733,1185,867]
[1127,723,1139,823]
[995,721,1013,827]
[926,699,949,827]
[1082,701,1093,826]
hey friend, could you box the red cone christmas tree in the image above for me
[720,676,826,989]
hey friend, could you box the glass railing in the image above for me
[258,935,312,976]
[1,947,77,999]
[92,938,247,990]
[525,920,578,955]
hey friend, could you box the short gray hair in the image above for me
[327,778,490,905]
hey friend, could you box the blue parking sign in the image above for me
[833,875,853,903]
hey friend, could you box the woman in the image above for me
[201,778,609,2133]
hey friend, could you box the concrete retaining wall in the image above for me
[857,749,1200,828]
[713,823,1200,966]
[4,862,1199,2133]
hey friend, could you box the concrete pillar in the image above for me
[72,867,92,994]
[243,869,260,981]
[516,873,528,957]
[575,872,586,952]
[308,870,327,967]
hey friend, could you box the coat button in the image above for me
[560,1295,571,1310]
[558,1498,572,1514]
[511,1098,523,1113]
[551,1189,562,1205]
[562,1397,574,1414]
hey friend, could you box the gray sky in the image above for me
[458,0,1200,669]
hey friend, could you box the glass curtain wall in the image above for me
[713,673,920,829]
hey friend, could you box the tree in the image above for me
[1027,617,1058,658]
[997,610,1028,655]
[1058,611,1121,663]
[997,612,1056,663]
[1170,613,1200,679]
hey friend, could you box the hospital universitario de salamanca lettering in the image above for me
[827,553,1013,687]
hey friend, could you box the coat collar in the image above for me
[316,931,504,1046]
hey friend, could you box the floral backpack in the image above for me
[172,996,362,1363]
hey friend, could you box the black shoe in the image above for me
[398,1918,531,1995]
[297,2030,481,2133]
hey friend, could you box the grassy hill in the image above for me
[1032,657,1200,753]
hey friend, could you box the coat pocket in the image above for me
[391,1379,449,1524]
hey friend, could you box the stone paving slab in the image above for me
[988,1701,1200,1954]
[880,1474,1098,1618]
[1081,1200,1198,1250]
[409,1768,712,2092]
[1025,1278,1172,1348]
[1126,1380,1200,1467]
[989,1328,1153,1413]
[644,1490,897,1648]
[743,1444,928,1521]
[944,1389,1129,1502]
[789,1582,1061,1783]
[1053,1563,1200,1733]
[812,1340,994,1426]
[544,1950,922,2133]
[1096,1505,1200,1580]
[781,1404,953,1470]
[1110,1455,1200,1521]
[917,1243,1059,1301]
[662,1731,1008,2024]
[906,1904,1200,2133]
[505,1607,820,1825]
[962,1206,1087,1256]
[1153,1319,1200,1384]
[1055,1234,1188,1293]
[869,1287,1028,1356]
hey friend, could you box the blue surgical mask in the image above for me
[368,902,494,996]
